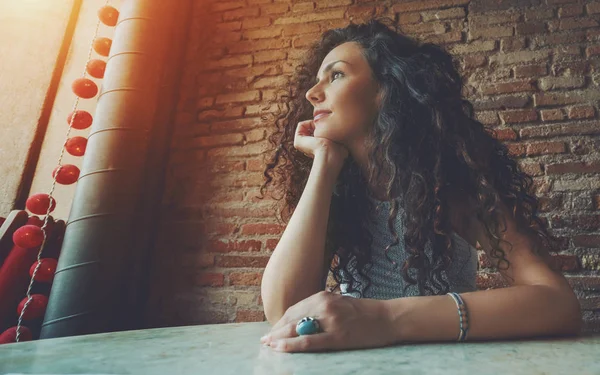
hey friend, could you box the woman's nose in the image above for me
[305,84,324,104]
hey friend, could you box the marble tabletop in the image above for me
[0,321,599,374]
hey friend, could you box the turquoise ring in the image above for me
[296,317,321,335]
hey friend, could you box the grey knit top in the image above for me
[338,198,478,299]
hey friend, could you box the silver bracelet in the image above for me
[447,292,469,342]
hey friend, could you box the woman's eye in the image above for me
[331,71,343,81]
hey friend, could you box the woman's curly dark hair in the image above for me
[259,17,559,297]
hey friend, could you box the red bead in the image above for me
[0,326,32,344]
[25,193,56,215]
[65,136,88,157]
[86,59,107,79]
[29,258,58,283]
[72,78,98,99]
[52,165,80,185]
[67,110,93,129]
[98,6,119,27]
[26,216,44,227]
[17,294,48,320]
[13,225,44,249]
[93,37,112,57]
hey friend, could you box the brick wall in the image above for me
[146,0,600,333]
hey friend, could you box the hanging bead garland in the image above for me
[4,1,120,344]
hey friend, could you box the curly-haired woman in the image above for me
[258,18,582,353]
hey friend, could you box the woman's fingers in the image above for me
[260,322,298,345]
[270,333,334,353]
[293,120,319,158]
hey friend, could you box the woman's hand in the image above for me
[259,291,397,353]
[294,119,349,171]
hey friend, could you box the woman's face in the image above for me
[305,41,381,150]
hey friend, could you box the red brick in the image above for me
[469,25,513,41]
[499,109,538,124]
[546,161,600,175]
[573,235,600,248]
[550,254,580,272]
[493,128,518,141]
[462,55,486,68]
[244,27,283,40]
[203,55,252,70]
[266,238,279,251]
[526,141,566,156]
[216,21,243,32]
[538,76,585,91]
[203,222,238,236]
[292,2,315,12]
[520,122,600,139]
[586,45,600,57]
[516,22,546,35]
[198,254,215,268]
[423,30,463,45]
[513,64,547,78]
[559,17,599,31]
[207,160,246,174]
[506,143,526,157]
[246,158,265,172]
[551,215,600,231]
[242,17,272,29]
[177,134,244,149]
[587,1,600,14]
[347,5,379,19]
[392,0,470,13]
[241,223,285,235]
[199,107,244,122]
[501,37,526,53]
[317,0,353,9]
[398,12,421,24]
[489,49,552,66]
[213,32,242,43]
[579,297,600,310]
[223,7,260,21]
[540,109,565,121]
[216,255,270,268]
[235,310,266,322]
[282,23,321,36]
[534,92,586,107]
[262,3,290,15]
[293,33,322,48]
[228,38,291,54]
[538,195,564,212]
[215,90,261,105]
[197,272,225,287]
[206,142,269,158]
[210,240,262,253]
[568,105,595,119]
[252,76,288,89]
[212,1,245,12]
[229,272,263,286]
[274,9,345,24]
[519,162,543,176]
[481,80,536,95]
[474,111,499,126]
[567,276,600,291]
[401,21,447,35]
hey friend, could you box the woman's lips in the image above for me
[314,112,331,122]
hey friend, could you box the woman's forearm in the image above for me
[261,156,340,324]
[382,284,582,343]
